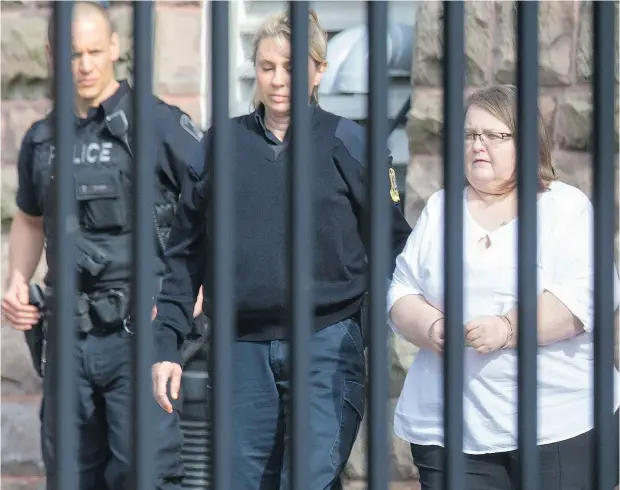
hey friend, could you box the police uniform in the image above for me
[16,80,203,490]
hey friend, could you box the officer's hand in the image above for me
[192,300,202,318]
[152,361,182,413]
[1,282,40,330]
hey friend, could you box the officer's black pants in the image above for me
[40,327,184,490]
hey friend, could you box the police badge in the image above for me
[388,167,400,203]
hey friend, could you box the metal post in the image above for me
[131,2,155,489]
[367,2,390,489]
[516,3,539,489]
[52,2,78,489]
[442,3,465,490]
[209,2,234,489]
[288,2,312,490]
[592,3,617,489]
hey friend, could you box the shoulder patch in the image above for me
[388,167,400,203]
[30,119,53,144]
[334,118,365,166]
[180,114,203,142]
[186,128,212,178]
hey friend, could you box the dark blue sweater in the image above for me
[153,105,411,363]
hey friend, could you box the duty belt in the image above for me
[45,287,133,335]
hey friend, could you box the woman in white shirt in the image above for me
[388,84,620,490]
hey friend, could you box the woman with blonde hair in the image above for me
[151,9,411,489]
[388,84,620,489]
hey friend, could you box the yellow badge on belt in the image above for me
[389,167,400,203]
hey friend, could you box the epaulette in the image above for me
[333,115,391,167]
[29,117,53,144]
[334,117,365,166]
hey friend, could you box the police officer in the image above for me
[151,9,412,490]
[0,2,203,489]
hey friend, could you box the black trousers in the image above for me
[411,410,619,490]
[41,327,185,490]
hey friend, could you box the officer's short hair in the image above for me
[47,1,115,50]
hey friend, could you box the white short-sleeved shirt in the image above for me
[387,181,620,454]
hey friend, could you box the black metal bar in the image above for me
[288,2,311,490]
[516,3,539,490]
[210,2,234,490]
[388,95,411,136]
[592,3,616,489]
[130,2,155,489]
[442,3,465,490]
[52,3,78,490]
[367,2,390,489]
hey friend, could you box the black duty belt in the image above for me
[45,287,133,335]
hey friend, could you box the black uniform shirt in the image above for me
[254,105,283,145]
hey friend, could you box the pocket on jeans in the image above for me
[338,318,365,360]
[330,380,365,470]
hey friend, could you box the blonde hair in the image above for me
[250,9,328,109]
[465,84,558,192]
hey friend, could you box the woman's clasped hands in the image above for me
[428,315,514,356]
[464,315,513,354]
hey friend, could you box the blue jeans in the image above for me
[41,328,184,490]
[232,317,366,490]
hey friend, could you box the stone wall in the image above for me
[1,1,618,490]
[1,2,207,489]
[1,1,206,222]
[404,1,619,223]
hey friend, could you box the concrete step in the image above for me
[0,476,45,490]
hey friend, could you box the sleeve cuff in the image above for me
[545,284,593,333]
[387,283,423,313]
[153,323,183,365]
[387,283,424,341]
[16,198,42,218]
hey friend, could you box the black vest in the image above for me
[103,91,179,258]
[30,90,178,296]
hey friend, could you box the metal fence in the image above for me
[49,1,617,489]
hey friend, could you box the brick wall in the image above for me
[1,3,208,488]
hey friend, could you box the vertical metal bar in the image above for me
[592,3,616,489]
[442,3,465,490]
[210,2,234,490]
[52,3,78,490]
[131,2,155,489]
[288,2,311,490]
[516,3,539,490]
[367,2,390,489]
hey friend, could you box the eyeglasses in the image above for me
[464,131,513,147]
